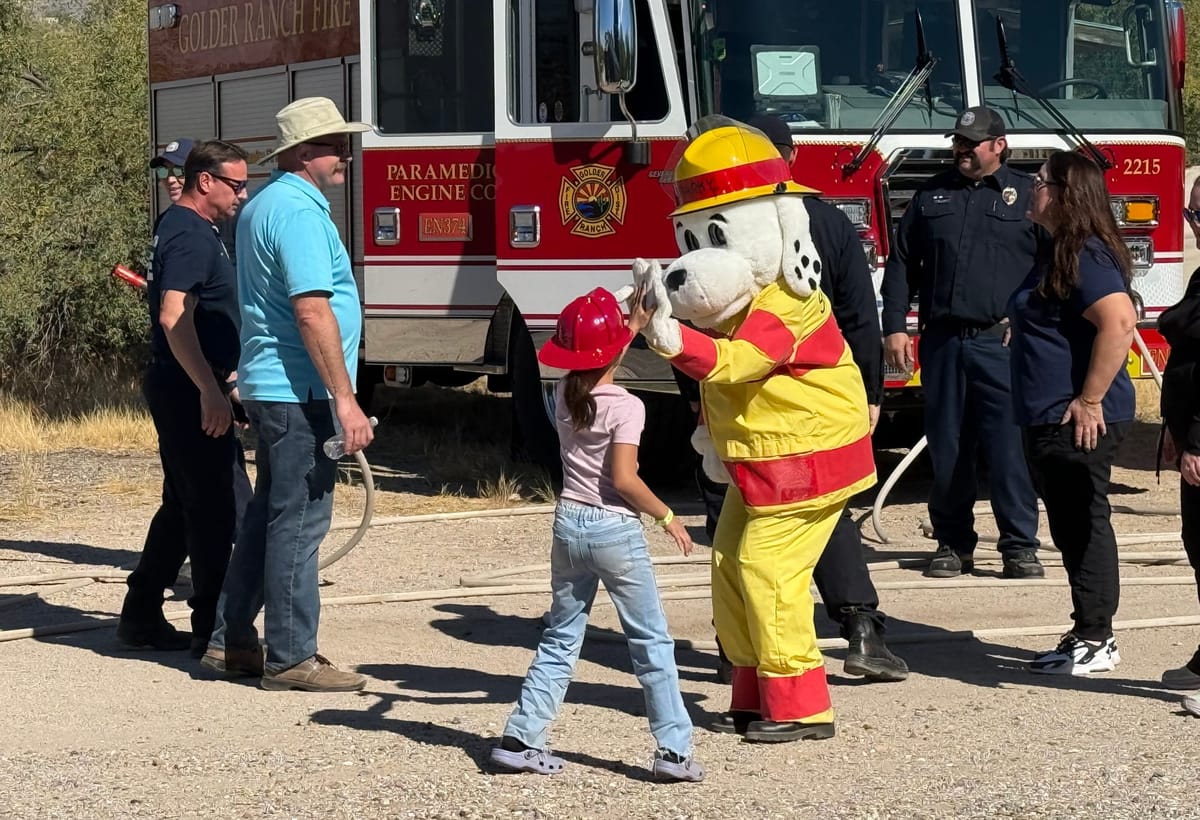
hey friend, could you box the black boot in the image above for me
[843,612,908,682]
[715,635,733,684]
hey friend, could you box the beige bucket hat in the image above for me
[260,97,371,162]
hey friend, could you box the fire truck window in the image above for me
[534,3,580,123]
[374,0,494,134]
[609,0,669,122]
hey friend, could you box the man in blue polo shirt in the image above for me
[203,97,374,691]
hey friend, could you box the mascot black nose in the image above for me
[665,267,688,292]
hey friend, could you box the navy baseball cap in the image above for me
[747,114,794,156]
[150,138,194,168]
[944,107,1006,142]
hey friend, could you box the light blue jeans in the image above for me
[503,500,694,757]
[208,398,337,672]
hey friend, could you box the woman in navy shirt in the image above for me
[1008,151,1137,676]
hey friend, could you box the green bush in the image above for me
[1187,1,1200,164]
[0,0,150,407]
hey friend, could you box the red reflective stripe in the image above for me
[725,436,875,508]
[730,666,761,712]
[759,665,832,722]
[671,324,720,380]
[734,309,795,362]
[674,158,792,208]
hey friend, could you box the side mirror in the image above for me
[594,0,638,95]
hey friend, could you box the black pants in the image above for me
[699,466,884,636]
[1180,477,1200,668]
[1023,422,1128,641]
[920,325,1040,556]
[122,364,251,643]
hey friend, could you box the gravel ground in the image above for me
[2,416,1200,819]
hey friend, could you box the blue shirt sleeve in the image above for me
[276,209,338,298]
[1076,243,1128,310]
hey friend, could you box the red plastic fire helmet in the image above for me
[538,287,634,371]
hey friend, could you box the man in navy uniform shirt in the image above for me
[881,106,1044,580]
[118,140,251,655]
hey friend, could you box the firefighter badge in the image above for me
[559,164,627,238]
[1002,186,1017,205]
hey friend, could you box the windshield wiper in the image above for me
[843,9,939,178]
[992,16,1111,169]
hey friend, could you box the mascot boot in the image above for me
[629,117,877,743]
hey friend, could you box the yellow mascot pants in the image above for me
[712,483,843,724]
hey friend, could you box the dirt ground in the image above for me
[2,396,1199,819]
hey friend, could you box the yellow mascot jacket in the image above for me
[670,281,876,511]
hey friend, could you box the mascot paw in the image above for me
[691,425,730,484]
[631,257,683,356]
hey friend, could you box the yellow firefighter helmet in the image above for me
[670,117,819,216]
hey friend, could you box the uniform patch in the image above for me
[960,111,975,127]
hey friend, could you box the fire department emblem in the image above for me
[1002,186,1017,205]
[559,164,627,238]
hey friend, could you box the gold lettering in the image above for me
[389,184,404,200]
[178,13,190,52]
[189,12,202,51]
[470,183,496,200]
[293,0,304,35]
[341,0,351,29]
[310,0,322,32]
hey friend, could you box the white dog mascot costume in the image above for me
[629,117,876,742]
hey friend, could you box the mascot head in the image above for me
[662,117,824,328]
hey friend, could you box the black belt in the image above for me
[928,320,1008,339]
[149,357,233,390]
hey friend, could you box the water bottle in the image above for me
[323,416,378,459]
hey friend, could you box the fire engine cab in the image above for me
[146,0,1188,465]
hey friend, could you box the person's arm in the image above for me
[292,293,374,455]
[610,442,692,556]
[1062,291,1136,450]
[881,193,919,373]
[824,205,884,427]
[160,289,232,437]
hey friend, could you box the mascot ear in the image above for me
[776,196,823,298]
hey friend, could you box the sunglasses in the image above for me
[208,172,248,194]
[307,140,351,157]
[1185,207,1200,223]
[154,165,184,180]
[1033,175,1061,191]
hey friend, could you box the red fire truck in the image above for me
[146,0,1187,464]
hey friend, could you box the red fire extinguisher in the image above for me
[111,263,147,291]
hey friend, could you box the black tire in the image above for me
[356,364,383,413]
[509,316,561,476]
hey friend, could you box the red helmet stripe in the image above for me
[673,157,792,208]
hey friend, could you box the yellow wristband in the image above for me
[656,509,675,528]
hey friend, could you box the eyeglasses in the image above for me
[307,140,351,157]
[1033,175,1061,191]
[1185,207,1200,223]
[208,172,248,194]
[154,166,184,180]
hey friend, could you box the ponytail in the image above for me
[562,368,603,430]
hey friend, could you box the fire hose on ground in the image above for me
[2,305,1196,654]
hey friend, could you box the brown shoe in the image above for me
[260,654,366,692]
[200,645,265,678]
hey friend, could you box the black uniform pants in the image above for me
[1023,422,1127,641]
[122,364,250,643]
[1179,474,1200,669]
[920,325,1040,556]
[698,467,884,635]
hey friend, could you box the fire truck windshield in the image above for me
[977,0,1176,132]
[692,0,968,132]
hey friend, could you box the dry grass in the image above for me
[0,453,48,522]
[0,396,156,454]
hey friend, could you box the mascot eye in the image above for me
[708,224,727,247]
[683,230,700,251]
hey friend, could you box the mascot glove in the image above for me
[691,424,730,485]
[615,258,682,357]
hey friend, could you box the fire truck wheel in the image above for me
[510,319,561,478]
[356,365,383,413]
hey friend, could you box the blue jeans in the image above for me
[503,500,694,757]
[209,398,337,672]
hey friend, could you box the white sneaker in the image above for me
[1183,693,1200,718]
[1030,633,1116,676]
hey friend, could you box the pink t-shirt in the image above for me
[555,381,645,516]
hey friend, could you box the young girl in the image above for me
[489,286,704,783]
